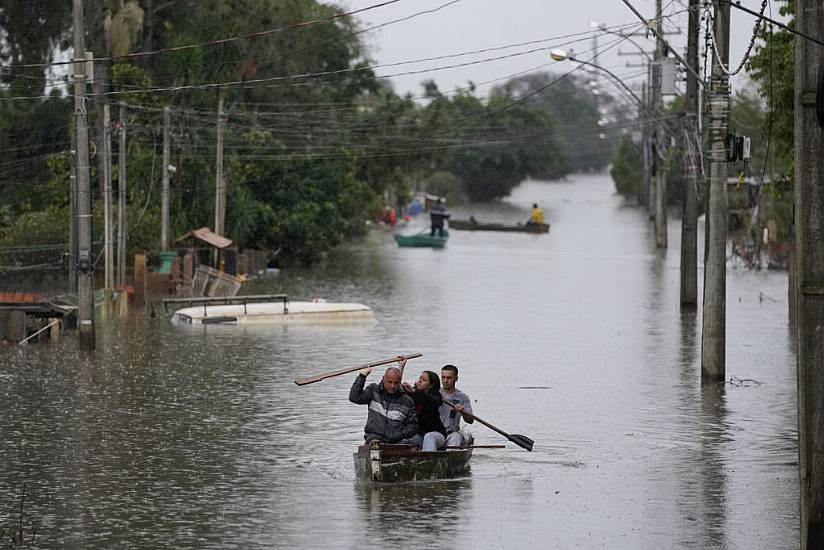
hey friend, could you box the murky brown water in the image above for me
[0,174,797,548]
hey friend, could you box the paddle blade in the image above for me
[507,434,534,452]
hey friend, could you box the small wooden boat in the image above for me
[393,229,449,248]
[353,437,473,482]
[169,295,375,325]
[449,219,550,234]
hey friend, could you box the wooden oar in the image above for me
[444,400,534,452]
[294,353,422,386]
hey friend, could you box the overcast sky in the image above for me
[342,0,775,100]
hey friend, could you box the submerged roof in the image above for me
[173,227,232,249]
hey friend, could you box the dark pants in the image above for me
[430,224,444,237]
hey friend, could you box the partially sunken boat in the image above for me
[449,219,550,234]
[169,294,375,325]
[353,438,473,482]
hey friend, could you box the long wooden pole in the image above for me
[680,0,700,307]
[117,103,127,286]
[653,0,668,248]
[701,0,730,381]
[73,0,95,350]
[161,106,170,251]
[795,0,824,545]
[294,353,422,386]
[103,103,113,295]
[213,88,225,267]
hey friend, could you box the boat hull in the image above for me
[170,301,375,325]
[353,439,473,482]
[449,219,549,234]
[393,231,449,248]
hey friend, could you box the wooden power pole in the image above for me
[72,0,95,350]
[161,106,170,251]
[701,1,730,380]
[214,89,226,266]
[653,0,668,248]
[117,103,127,286]
[103,103,113,297]
[794,0,824,545]
[680,0,700,307]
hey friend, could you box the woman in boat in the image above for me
[401,371,448,451]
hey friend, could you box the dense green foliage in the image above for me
[745,0,794,180]
[609,137,643,198]
[0,0,609,267]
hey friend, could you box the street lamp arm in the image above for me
[620,0,707,89]
[569,56,645,109]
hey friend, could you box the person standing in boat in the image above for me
[527,203,544,226]
[439,364,474,447]
[430,198,449,237]
[349,366,418,444]
[400,371,447,451]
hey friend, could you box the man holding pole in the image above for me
[349,366,417,444]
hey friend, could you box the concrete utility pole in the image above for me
[72,0,95,350]
[69,116,77,294]
[653,0,668,248]
[701,1,730,380]
[214,89,226,266]
[103,103,114,296]
[117,103,127,286]
[680,0,700,307]
[161,106,170,251]
[642,82,651,210]
[794,0,824,545]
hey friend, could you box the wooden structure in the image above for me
[353,437,473,482]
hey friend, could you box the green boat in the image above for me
[393,229,449,248]
[353,437,473,482]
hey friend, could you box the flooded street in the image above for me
[0,173,797,548]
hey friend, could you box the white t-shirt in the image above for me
[439,388,473,433]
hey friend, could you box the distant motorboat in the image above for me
[169,295,375,325]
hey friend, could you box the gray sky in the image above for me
[343,0,774,99]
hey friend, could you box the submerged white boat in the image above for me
[169,295,375,325]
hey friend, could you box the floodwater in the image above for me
[0,174,798,549]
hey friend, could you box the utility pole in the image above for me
[680,0,700,307]
[103,103,113,297]
[69,115,77,294]
[642,82,651,209]
[117,103,127,286]
[72,0,95,350]
[794,0,824,545]
[161,106,170,251]
[214,88,226,266]
[653,0,667,248]
[701,1,730,380]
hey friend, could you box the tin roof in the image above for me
[173,227,233,249]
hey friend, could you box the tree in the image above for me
[610,137,643,198]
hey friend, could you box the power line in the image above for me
[0,0,410,71]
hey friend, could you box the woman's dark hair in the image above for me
[424,371,440,393]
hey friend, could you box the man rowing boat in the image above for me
[349,366,418,444]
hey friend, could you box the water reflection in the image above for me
[698,383,730,549]
[354,479,472,548]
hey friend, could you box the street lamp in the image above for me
[549,49,645,109]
